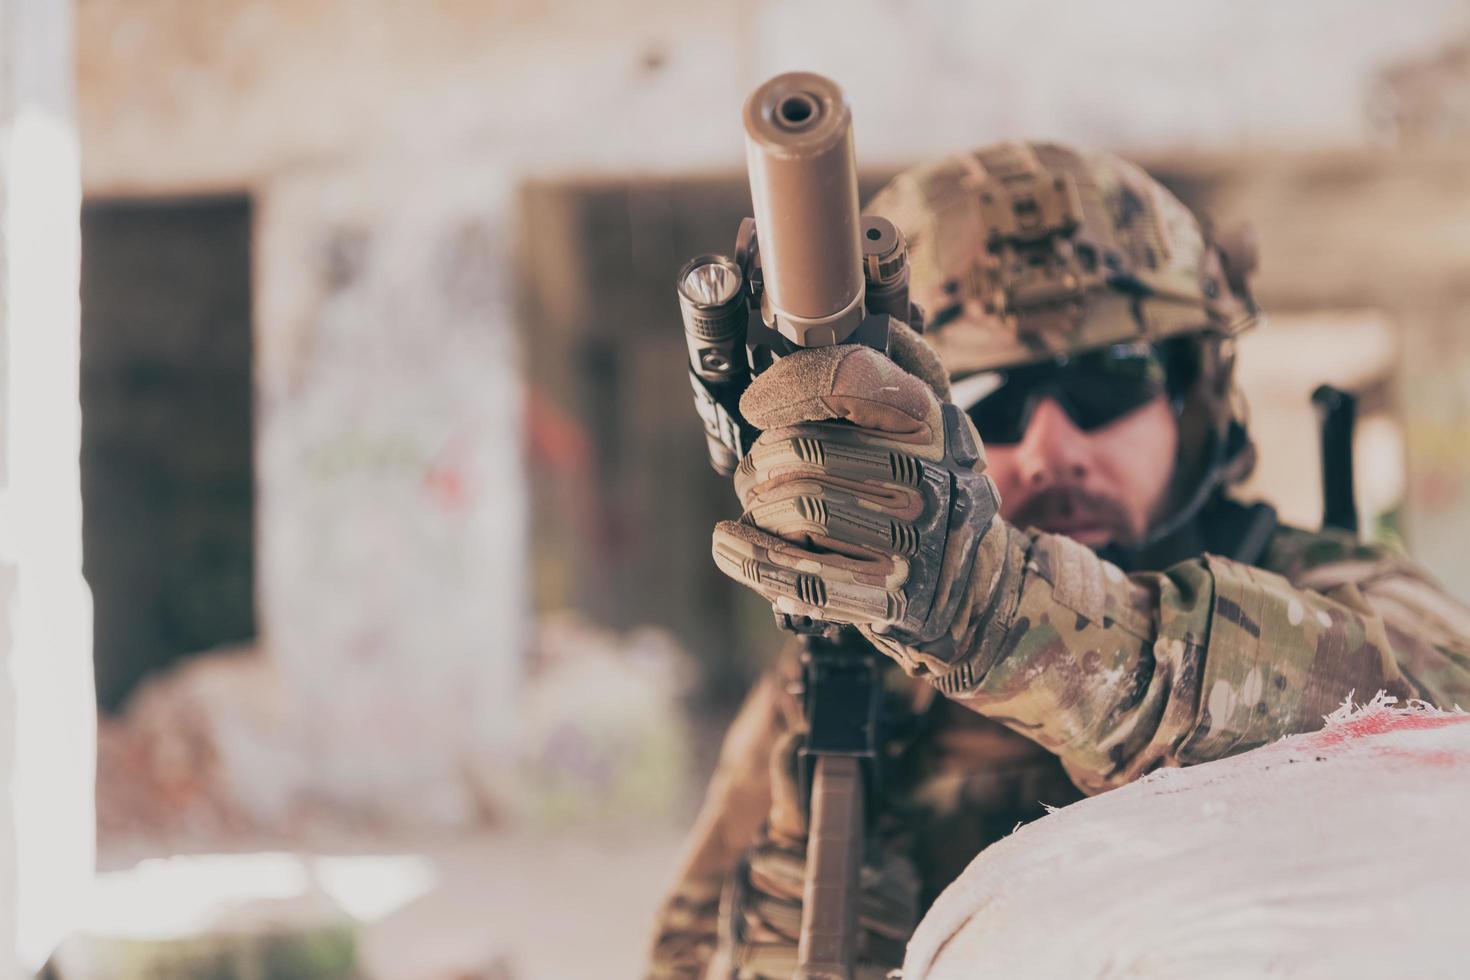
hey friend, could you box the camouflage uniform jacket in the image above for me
[647,514,1470,977]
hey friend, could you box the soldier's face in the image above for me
[983,394,1178,549]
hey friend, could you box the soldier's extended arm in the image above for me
[714,347,1470,796]
[916,521,1470,795]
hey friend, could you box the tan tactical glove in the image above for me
[711,325,1001,675]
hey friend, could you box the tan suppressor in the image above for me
[743,72,866,347]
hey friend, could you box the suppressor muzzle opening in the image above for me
[774,93,821,131]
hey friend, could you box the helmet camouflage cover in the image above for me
[866,140,1261,489]
[866,141,1257,374]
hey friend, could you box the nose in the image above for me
[1014,396,1091,488]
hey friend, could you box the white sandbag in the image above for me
[906,694,1470,979]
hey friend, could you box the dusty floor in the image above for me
[83,828,686,980]
[358,829,685,980]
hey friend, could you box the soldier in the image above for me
[648,142,1470,979]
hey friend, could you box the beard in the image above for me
[1004,485,1140,549]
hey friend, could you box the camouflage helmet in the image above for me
[866,141,1262,529]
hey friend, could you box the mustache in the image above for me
[1005,485,1136,545]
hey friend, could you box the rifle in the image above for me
[675,72,917,980]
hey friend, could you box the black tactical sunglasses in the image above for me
[957,341,1175,445]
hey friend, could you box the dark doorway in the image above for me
[80,196,256,712]
[517,173,896,708]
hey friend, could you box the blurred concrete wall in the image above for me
[74,0,1470,815]
[77,0,1470,182]
[1199,152,1470,586]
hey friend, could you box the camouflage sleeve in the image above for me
[914,522,1463,796]
[647,657,800,980]
[1285,536,1470,715]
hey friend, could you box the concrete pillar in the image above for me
[0,0,96,972]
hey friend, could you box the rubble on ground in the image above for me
[97,616,696,854]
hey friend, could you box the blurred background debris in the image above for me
[3,0,1470,976]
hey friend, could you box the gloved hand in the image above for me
[711,324,1002,674]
